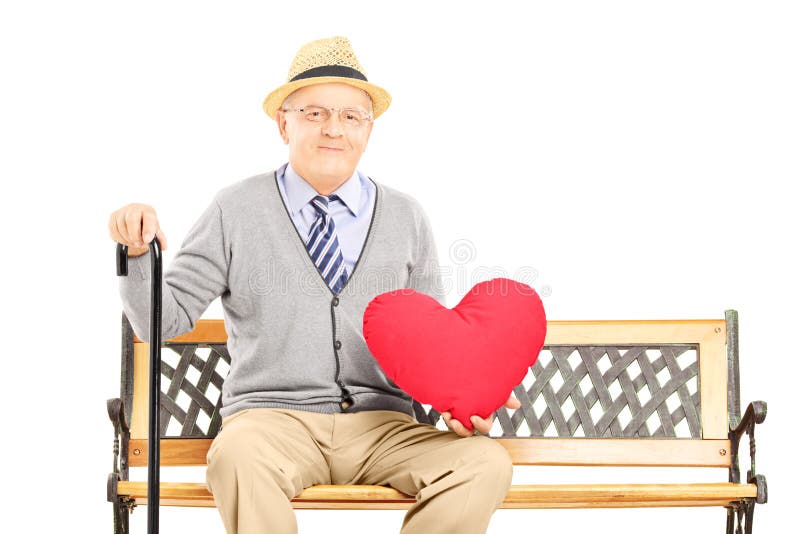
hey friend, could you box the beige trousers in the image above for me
[205,408,513,534]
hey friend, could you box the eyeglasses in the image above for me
[280,105,373,127]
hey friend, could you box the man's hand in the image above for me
[108,203,169,257]
[441,394,522,438]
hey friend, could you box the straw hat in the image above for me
[262,36,391,120]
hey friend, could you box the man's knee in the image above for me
[206,423,301,500]
[207,420,250,476]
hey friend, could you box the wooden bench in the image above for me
[107,309,767,533]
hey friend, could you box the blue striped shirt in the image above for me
[276,162,376,277]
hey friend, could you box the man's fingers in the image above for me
[141,212,167,250]
[445,415,473,437]
[108,213,118,241]
[124,208,144,245]
[449,418,470,437]
[115,211,134,244]
[141,211,158,245]
[109,204,162,252]
[470,415,493,435]
[441,411,491,437]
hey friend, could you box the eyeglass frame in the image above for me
[280,105,374,127]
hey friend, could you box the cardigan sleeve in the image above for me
[117,196,229,343]
[408,202,446,307]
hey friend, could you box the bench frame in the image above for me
[107,309,767,533]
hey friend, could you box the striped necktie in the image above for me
[306,194,349,294]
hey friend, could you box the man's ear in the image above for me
[362,120,374,153]
[276,111,289,145]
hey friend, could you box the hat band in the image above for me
[290,65,368,83]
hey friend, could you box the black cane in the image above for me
[117,239,162,534]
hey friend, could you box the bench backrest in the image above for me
[117,310,741,474]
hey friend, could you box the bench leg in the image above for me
[113,499,130,534]
[726,500,756,534]
[743,501,755,534]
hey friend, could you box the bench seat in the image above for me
[117,481,758,510]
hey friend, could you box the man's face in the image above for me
[276,82,374,186]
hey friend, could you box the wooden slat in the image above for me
[132,498,747,509]
[133,319,227,344]
[117,481,757,510]
[130,343,149,439]
[505,482,757,503]
[129,439,213,466]
[125,497,745,510]
[699,325,729,439]
[133,319,726,346]
[501,438,732,467]
[500,500,742,510]
[119,481,215,500]
[543,319,725,345]
[128,438,732,468]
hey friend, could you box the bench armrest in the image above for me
[107,397,131,496]
[728,400,768,504]
[107,398,130,435]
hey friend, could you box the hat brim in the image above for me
[262,76,391,120]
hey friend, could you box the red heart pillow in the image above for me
[363,277,546,431]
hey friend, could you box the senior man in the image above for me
[109,36,518,534]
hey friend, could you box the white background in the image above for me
[1,1,797,532]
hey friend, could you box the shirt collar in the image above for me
[283,162,363,217]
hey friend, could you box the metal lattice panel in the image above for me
[418,345,701,439]
[158,343,231,438]
[155,342,700,440]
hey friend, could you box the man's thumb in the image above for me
[156,228,168,250]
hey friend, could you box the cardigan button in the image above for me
[332,297,339,306]
[334,340,342,350]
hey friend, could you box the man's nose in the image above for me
[321,110,344,136]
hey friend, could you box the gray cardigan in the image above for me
[118,169,444,418]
